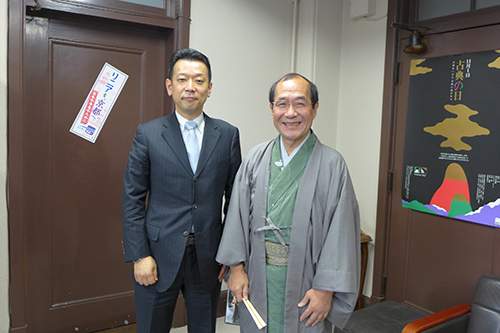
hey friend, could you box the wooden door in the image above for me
[375,1,500,313]
[10,6,174,332]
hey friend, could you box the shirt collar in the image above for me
[175,111,204,131]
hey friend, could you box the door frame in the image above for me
[8,0,190,331]
[372,0,500,303]
[371,0,405,303]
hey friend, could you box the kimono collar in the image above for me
[280,130,312,167]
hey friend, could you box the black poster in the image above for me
[402,49,500,228]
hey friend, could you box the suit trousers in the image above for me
[134,239,222,333]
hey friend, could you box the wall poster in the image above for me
[402,49,500,228]
[70,63,128,143]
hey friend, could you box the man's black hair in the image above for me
[268,73,319,106]
[168,48,212,82]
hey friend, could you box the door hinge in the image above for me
[393,61,400,85]
[381,274,388,298]
[373,273,388,300]
[387,170,394,192]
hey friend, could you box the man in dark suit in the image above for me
[122,48,241,333]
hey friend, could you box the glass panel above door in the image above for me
[476,0,500,9]
[418,0,470,20]
[118,0,165,9]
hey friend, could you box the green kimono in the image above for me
[264,134,316,332]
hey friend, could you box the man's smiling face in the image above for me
[270,76,318,153]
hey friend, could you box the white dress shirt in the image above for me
[176,111,205,150]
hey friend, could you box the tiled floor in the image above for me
[99,317,238,333]
[171,317,239,333]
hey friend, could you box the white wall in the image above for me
[0,0,9,331]
[295,0,343,149]
[337,0,388,297]
[189,0,294,155]
[190,0,388,298]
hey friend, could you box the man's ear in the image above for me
[270,103,277,119]
[165,79,173,96]
[207,82,213,97]
[312,102,319,119]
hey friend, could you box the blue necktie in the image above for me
[185,121,200,172]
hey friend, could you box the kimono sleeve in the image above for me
[313,163,361,328]
[216,158,252,267]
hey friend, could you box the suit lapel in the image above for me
[161,114,193,175]
[196,114,221,176]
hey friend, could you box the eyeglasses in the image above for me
[272,100,311,112]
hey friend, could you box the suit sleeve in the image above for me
[223,127,242,217]
[122,124,151,263]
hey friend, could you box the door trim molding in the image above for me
[371,0,407,302]
[25,0,178,28]
[8,0,28,329]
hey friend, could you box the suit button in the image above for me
[192,204,198,209]
[194,177,198,182]
[183,231,189,237]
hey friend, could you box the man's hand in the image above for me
[218,264,227,282]
[134,256,158,286]
[298,288,334,326]
[227,263,249,302]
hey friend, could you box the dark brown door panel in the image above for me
[14,8,173,332]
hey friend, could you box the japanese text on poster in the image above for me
[70,63,128,143]
[402,50,500,228]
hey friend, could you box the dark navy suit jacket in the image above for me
[122,112,241,292]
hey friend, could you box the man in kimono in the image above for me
[216,73,360,333]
